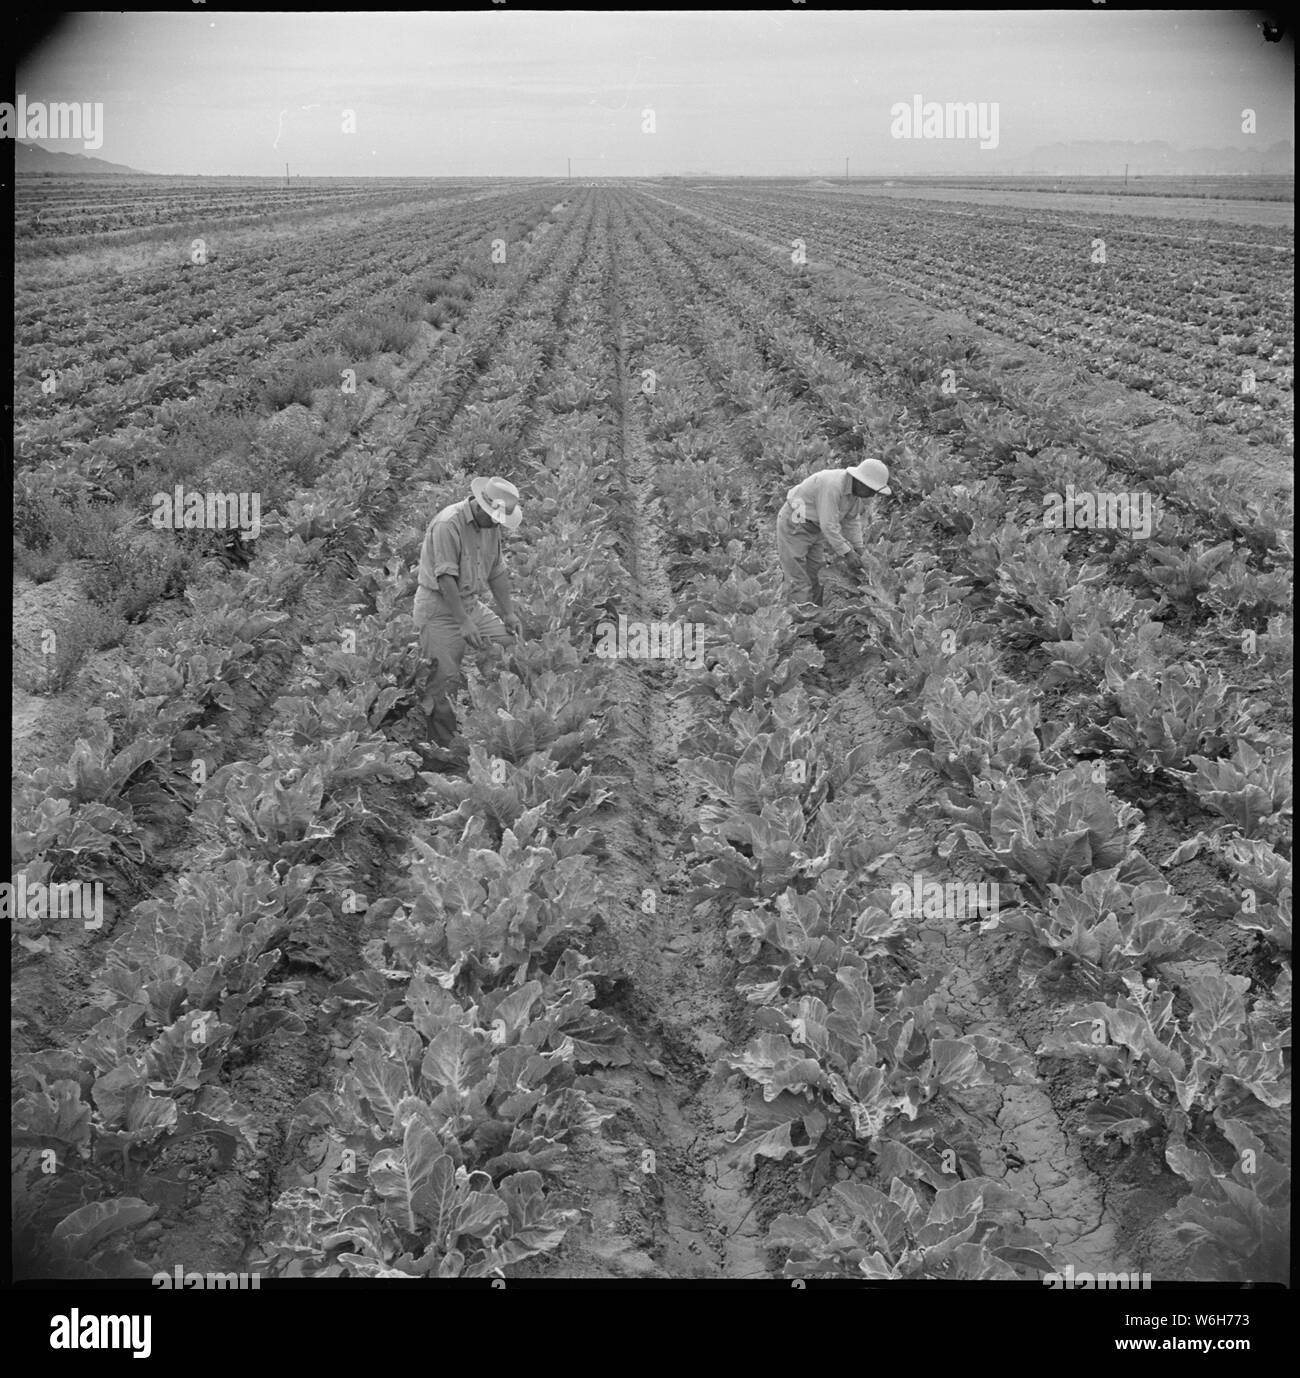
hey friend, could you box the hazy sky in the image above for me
[15,9,1295,176]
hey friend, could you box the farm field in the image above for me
[640,182,1296,454]
[698,175,1294,202]
[14,175,557,261]
[843,185,1297,229]
[11,177,1293,1286]
[712,178,1296,229]
[846,175,1297,203]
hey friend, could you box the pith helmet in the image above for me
[847,458,892,495]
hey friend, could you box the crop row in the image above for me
[648,184,1294,444]
[15,177,553,258]
[630,190,1292,599]
[15,188,558,471]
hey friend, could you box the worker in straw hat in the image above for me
[776,457,892,613]
[415,475,525,748]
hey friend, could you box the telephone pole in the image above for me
[567,158,571,181]
[285,162,289,187]
[845,156,849,182]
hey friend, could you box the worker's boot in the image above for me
[427,699,458,749]
[419,704,464,774]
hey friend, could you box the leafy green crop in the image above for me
[264,959,623,1278]
[768,1175,1055,1280]
[1164,1118,1290,1285]
[1100,661,1261,774]
[939,762,1157,902]
[371,811,604,991]
[985,866,1225,986]
[919,669,1070,792]
[1039,971,1289,1146]
[1180,742,1292,841]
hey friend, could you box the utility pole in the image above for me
[567,158,571,181]
[1123,162,1129,189]
[285,162,289,188]
[845,156,849,182]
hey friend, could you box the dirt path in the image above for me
[611,239,771,1277]
[516,202,772,1278]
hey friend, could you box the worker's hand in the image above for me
[502,611,524,641]
[459,619,487,651]
[843,550,866,576]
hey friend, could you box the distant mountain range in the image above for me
[14,140,146,175]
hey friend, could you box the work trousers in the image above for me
[413,586,511,746]
[776,501,827,612]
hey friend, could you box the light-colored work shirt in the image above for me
[417,498,505,603]
[784,469,866,556]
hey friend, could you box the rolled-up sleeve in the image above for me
[429,519,462,582]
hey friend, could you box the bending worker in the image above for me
[415,475,524,747]
[776,457,892,611]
